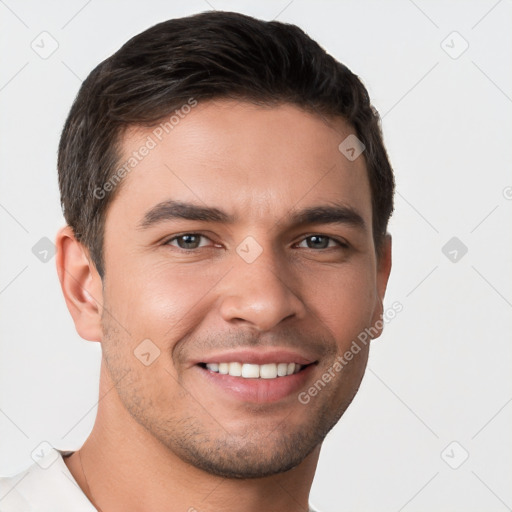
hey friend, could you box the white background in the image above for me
[1,1,511,511]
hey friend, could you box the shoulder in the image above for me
[0,448,95,512]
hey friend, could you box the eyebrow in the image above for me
[137,199,366,232]
[138,200,233,229]
[288,204,366,232]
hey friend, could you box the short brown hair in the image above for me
[58,10,394,278]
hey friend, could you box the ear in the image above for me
[369,234,392,340]
[55,225,104,342]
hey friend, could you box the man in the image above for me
[0,10,393,512]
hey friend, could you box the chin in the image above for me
[163,417,330,479]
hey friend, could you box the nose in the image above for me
[218,250,307,332]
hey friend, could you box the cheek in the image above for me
[304,260,377,349]
[107,259,227,343]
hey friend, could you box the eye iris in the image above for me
[307,235,329,249]
[178,234,200,249]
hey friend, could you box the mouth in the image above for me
[194,350,318,403]
[198,361,311,379]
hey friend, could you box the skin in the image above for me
[56,100,392,512]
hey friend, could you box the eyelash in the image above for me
[163,233,349,251]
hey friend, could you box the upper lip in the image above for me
[194,348,317,366]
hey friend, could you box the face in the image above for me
[98,100,390,478]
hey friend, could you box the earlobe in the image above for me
[377,234,392,299]
[55,226,104,342]
[370,234,393,340]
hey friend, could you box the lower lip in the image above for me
[196,364,316,404]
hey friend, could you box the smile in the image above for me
[196,360,316,403]
[200,362,305,379]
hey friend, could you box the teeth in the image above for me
[242,363,260,378]
[260,363,277,379]
[205,362,302,378]
[207,363,219,372]
[277,363,288,377]
[228,362,242,377]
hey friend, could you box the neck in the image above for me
[64,360,320,512]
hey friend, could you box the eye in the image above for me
[296,235,347,250]
[165,233,213,250]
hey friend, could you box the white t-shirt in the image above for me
[0,448,96,511]
[0,447,320,512]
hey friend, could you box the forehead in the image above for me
[108,100,372,230]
